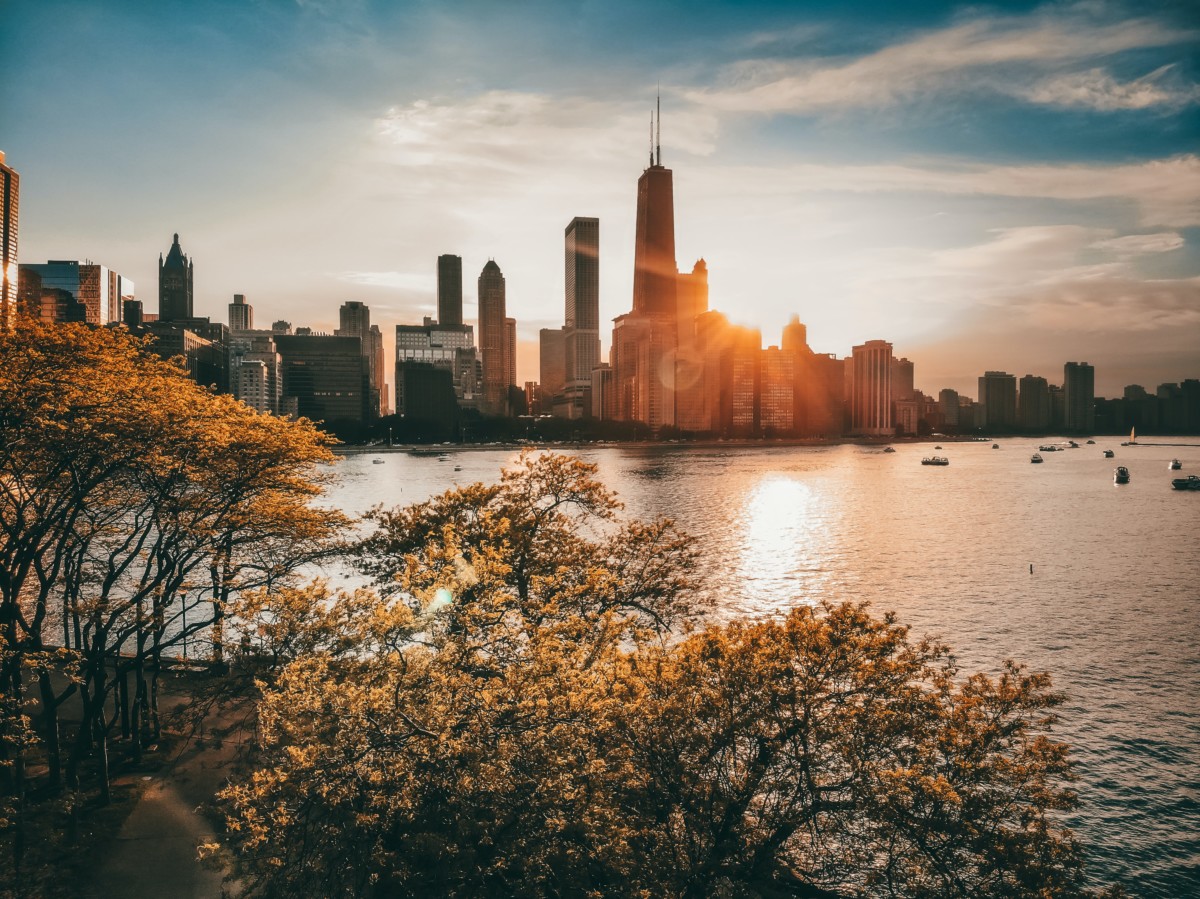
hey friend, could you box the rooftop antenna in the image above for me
[649,109,654,167]
[656,87,661,166]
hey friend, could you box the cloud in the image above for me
[1019,65,1200,111]
[688,11,1197,114]
[1090,232,1185,256]
[710,155,1200,228]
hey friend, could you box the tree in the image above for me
[0,321,342,816]
[217,453,1100,898]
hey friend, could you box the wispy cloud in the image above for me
[688,11,1198,114]
[1019,65,1200,111]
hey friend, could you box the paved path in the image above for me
[92,674,251,899]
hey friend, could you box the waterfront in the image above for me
[326,439,1200,895]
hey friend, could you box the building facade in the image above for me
[849,340,894,436]
[0,152,17,330]
[437,254,463,326]
[396,319,480,411]
[978,370,1018,432]
[158,233,193,322]
[18,260,134,325]
[1063,361,1095,433]
[229,294,253,331]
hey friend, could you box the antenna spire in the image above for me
[656,88,661,166]
[649,109,654,167]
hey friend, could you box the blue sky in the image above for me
[3,0,1198,395]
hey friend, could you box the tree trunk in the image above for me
[37,669,62,790]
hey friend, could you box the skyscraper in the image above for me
[19,260,134,325]
[229,294,253,331]
[849,340,894,436]
[1018,374,1051,432]
[478,260,509,414]
[438,254,463,326]
[336,301,387,418]
[0,152,17,330]
[158,233,194,322]
[564,216,600,390]
[1063,361,1095,433]
[612,101,682,430]
[978,371,1018,432]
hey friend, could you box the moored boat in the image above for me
[921,456,950,466]
[1171,475,1200,491]
[883,446,896,453]
[1030,453,1043,464]
[1103,449,1114,458]
[1114,466,1130,484]
[1170,459,1182,470]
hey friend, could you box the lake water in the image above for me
[326,439,1200,896]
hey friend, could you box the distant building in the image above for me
[395,319,480,411]
[760,346,794,434]
[1018,375,1051,432]
[437,254,463,326]
[158,233,194,322]
[1063,361,1095,433]
[891,357,914,403]
[229,331,283,414]
[939,388,960,431]
[564,217,600,386]
[0,152,17,330]
[478,261,510,415]
[395,362,459,440]
[505,317,517,404]
[590,362,615,420]
[978,370,1017,432]
[849,340,893,436]
[674,259,710,432]
[18,260,134,325]
[229,294,253,331]
[336,300,387,417]
[539,327,566,413]
[275,334,371,430]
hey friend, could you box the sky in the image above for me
[2,0,1198,397]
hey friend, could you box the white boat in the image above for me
[1114,466,1130,485]
[372,458,385,464]
[1169,459,1182,470]
[1030,453,1043,464]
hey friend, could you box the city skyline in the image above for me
[3,0,1198,395]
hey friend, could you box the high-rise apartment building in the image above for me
[760,346,795,434]
[978,370,1018,432]
[564,217,600,383]
[939,388,960,430]
[18,260,134,325]
[477,261,509,415]
[437,254,463,326]
[229,294,253,331]
[158,233,194,322]
[849,340,894,436]
[1063,361,1095,433]
[1018,374,1051,432]
[0,152,17,330]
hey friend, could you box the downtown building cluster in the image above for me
[2,143,1198,440]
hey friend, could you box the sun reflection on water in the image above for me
[736,474,832,616]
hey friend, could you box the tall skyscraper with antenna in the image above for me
[612,95,689,430]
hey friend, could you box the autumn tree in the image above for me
[217,452,1101,898]
[0,320,343,840]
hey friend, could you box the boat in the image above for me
[1039,444,1060,452]
[1169,459,1182,470]
[992,443,999,449]
[883,446,896,453]
[1171,475,1200,491]
[1068,441,1079,448]
[934,445,943,450]
[1030,453,1043,464]
[1086,439,1095,444]
[1130,427,1137,444]
[372,458,385,464]
[1103,449,1114,458]
[1114,466,1130,484]
[921,456,950,466]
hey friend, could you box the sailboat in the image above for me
[1130,427,1136,444]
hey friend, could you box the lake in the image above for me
[326,438,1200,896]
